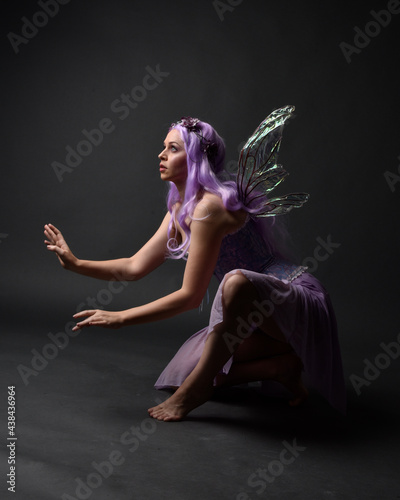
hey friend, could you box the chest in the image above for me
[171,216,190,245]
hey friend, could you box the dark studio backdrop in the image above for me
[1,0,399,497]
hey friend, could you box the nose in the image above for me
[158,148,167,160]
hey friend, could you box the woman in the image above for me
[44,106,346,421]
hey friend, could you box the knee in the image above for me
[223,272,254,312]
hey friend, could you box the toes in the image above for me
[148,404,167,420]
[153,413,169,422]
[148,403,182,422]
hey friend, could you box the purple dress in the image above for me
[154,219,346,414]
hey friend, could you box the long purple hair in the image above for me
[166,119,289,260]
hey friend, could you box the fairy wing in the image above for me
[237,105,309,216]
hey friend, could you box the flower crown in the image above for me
[171,117,218,166]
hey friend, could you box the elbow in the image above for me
[192,295,205,309]
[124,272,140,282]
[122,261,143,282]
[182,291,205,310]
[111,271,137,282]
[187,299,201,310]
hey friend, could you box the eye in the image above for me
[171,145,178,152]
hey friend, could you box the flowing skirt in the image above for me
[154,270,346,414]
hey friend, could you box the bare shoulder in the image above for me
[194,192,224,216]
[193,192,247,234]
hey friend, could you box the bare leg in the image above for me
[216,355,308,406]
[216,329,308,405]
[148,273,306,421]
[148,322,238,421]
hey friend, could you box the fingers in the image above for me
[44,225,56,243]
[72,310,97,331]
[73,310,96,319]
[44,224,67,256]
[44,223,54,234]
[46,223,60,234]
[71,310,119,331]
[44,223,62,242]
[72,321,91,331]
[45,243,64,256]
[72,321,104,332]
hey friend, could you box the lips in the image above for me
[159,163,167,172]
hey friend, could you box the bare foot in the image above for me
[148,385,214,422]
[274,352,308,406]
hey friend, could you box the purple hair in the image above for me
[166,119,288,260]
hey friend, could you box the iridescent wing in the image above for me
[253,192,310,217]
[237,105,309,216]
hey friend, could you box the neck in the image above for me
[174,181,186,203]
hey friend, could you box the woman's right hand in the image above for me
[44,223,78,270]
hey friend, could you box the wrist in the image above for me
[68,256,80,272]
[120,309,133,327]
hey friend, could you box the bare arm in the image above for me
[44,212,170,282]
[73,197,230,330]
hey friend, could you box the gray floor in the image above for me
[1,321,399,500]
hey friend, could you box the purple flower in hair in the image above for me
[171,116,218,166]
[180,117,199,130]
[171,116,200,132]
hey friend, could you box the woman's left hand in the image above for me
[72,310,124,331]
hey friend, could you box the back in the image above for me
[214,218,307,282]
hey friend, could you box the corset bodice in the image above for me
[214,218,307,282]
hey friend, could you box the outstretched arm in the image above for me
[73,198,228,330]
[44,213,170,282]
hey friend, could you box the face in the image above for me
[158,129,188,185]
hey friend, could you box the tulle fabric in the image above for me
[154,270,346,414]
